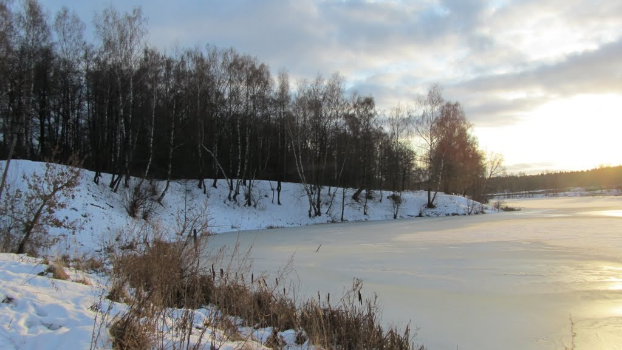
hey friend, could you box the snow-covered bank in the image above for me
[1,160,492,257]
[0,160,489,349]
[0,254,102,350]
[0,253,295,350]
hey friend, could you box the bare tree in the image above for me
[274,69,291,205]
[481,151,505,199]
[414,84,444,208]
[157,50,182,204]
[1,157,82,254]
[0,0,16,201]
[94,5,147,191]
[53,7,86,160]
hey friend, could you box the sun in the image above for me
[475,94,622,173]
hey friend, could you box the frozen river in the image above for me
[208,196,622,349]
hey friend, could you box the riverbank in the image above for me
[1,160,493,257]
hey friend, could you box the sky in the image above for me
[37,0,622,174]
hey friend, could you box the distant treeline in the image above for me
[1,1,495,213]
[487,166,622,194]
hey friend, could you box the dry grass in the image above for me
[299,279,419,350]
[109,314,153,350]
[106,235,422,349]
[106,282,130,303]
[46,261,70,280]
[101,206,423,350]
[74,277,92,285]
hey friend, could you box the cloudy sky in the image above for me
[40,0,622,174]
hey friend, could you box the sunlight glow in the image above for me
[602,266,622,291]
[592,210,622,218]
[475,94,622,173]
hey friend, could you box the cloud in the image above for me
[41,0,622,128]
[445,37,622,126]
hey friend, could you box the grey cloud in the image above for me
[147,0,486,78]
[444,38,622,126]
[456,38,622,95]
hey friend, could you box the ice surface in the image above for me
[208,196,622,350]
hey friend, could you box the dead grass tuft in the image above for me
[46,262,70,280]
[109,315,153,350]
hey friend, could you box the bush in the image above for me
[113,239,207,308]
[388,192,403,219]
[121,180,159,220]
[0,159,82,255]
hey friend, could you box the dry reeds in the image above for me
[105,223,423,349]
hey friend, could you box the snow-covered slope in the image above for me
[1,160,492,257]
[0,254,102,350]
[0,253,287,350]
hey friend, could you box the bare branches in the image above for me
[1,157,82,254]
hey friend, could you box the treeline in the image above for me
[0,1,493,214]
[487,166,622,194]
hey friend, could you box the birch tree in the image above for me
[414,84,444,208]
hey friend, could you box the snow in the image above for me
[0,254,104,349]
[0,253,320,349]
[0,160,490,257]
[0,160,494,349]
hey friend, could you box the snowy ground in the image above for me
[0,253,310,350]
[0,160,494,349]
[0,160,490,257]
[0,254,102,350]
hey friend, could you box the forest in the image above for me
[1,1,495,214]
[487,165,622,195]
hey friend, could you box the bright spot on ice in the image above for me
[608,282,622,291]
[598,210,622,218]
[580,210,622,218]
[612,306,622,316]
[602,266,622,290]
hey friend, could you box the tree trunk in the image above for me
[352,187,364,202]
[16,195,50,254]
[340,187,347,222]
[0,136,17,200]
[158,101,176,204]
[143,77,157,180]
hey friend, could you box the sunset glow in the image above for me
[476,93,622,173]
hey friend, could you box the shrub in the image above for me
[121,180,159,220]
[0,159,82,255]
[388,192,403,219]
[106,282,130,303]
[112,239,205,308]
